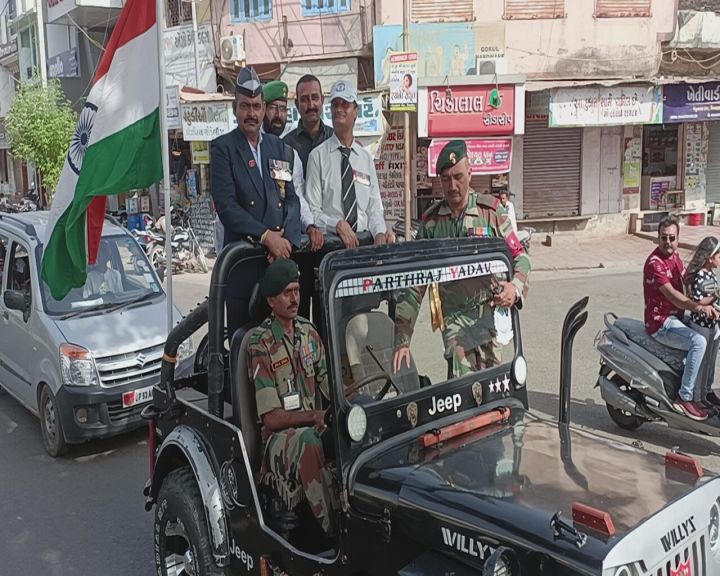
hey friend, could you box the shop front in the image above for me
[417,79,525,215]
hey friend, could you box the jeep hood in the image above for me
[350,411,708,573]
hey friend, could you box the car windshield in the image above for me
[42,234,163,315]
[332,256,516,404]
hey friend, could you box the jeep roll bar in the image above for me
[558,296,589,426]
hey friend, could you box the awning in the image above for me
[525,76,719,92]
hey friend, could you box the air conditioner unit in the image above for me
[220,35,245,66]
[475,57,507,76]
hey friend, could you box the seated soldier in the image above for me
[247,259,335,537]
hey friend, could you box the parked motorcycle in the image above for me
[595,311,720,436]
[517,226,535,253]
[148,216,208,275]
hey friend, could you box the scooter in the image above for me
[595,312,720,436]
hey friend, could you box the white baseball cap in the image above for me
[329,79,357,104]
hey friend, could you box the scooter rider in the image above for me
[643,215,719,421]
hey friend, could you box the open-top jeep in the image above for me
[144,235,720,576]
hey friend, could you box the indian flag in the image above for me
[41,0,162,300]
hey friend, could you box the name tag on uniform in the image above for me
[353,170,370,186]
[269,159,292,182]
[282,391,301,411]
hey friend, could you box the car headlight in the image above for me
[60,343,99,386]
[177,337,194,362]
[710,499,720,554]
[347,405,367,443]
[513,355,527,387]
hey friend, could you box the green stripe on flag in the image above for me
[42,109,162,300]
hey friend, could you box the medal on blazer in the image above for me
[269,158,291,200]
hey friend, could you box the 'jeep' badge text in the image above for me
[441,527,494,560]
[428,393,462,416]
[661,515,696,553]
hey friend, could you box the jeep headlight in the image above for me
[347,405,367,443]
[710,499,720,554]
[177,337,194,362]
[513,355,527,387]
[60,343,99,386]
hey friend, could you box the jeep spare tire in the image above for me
[155,467,230,576]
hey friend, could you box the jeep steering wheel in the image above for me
[345,372,400,402]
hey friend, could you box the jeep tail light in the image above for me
[572,502,616,537]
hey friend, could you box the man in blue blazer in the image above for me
[211,66,301,338]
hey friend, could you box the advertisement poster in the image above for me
[373,22,505,86]
[663,82,720,123]
[389,52,418,112]
[417,140,433,189]
[191,140,210,164]
[684,122,708,203]
[549,85,663,127]
[428,138,512,177]
[285,91,384,137]
[622,126,642,195]
[374,125,405,220]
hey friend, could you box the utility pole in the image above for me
[402,0,412,240]
[190,0,201,88]
[36,1,48,87]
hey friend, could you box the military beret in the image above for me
[436,140,468,175]
[261,259,299,298]
[263,80,288,104]
[236,66,262,98]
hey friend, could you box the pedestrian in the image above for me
[642,215,717,421]
[306,79,390,249]
[248,258,335,539]
[685,236,720,409]
[497,190,517,233]
[211,66,301,339]
[392,139,531,378]
[283,74,334,175]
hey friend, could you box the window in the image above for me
[0,235,7,285]
[301,0,350,16]
[166,0,192,27]
[7,242,31,306]
[594,0,651,17]
[232,0,272,22]
[504,0,565,19]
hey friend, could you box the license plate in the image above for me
[122,385,154,408]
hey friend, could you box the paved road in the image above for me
[2,268,720,576]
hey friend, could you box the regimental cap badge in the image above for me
[449,152,457,165]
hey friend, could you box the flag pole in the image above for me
[156,0,174,334]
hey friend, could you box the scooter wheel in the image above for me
[606,376,644,431]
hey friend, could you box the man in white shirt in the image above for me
[306,80,389,249]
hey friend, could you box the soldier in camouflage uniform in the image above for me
[248,259,334,536]
[393,140,531,378]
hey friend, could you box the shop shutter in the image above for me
[412,0,473,22]
[522,119,582,218]
[594,0,651,17]
[504,0,565,19]
[706,123,720,204]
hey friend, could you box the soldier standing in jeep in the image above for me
[247,259,335,538]
[393,139,532,377]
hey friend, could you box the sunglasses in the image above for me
[660,235,677,242]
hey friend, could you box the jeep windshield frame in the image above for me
[319,237,529,473]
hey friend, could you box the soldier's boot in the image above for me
[296,429,334,537]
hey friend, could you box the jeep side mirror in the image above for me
[4,289,30,322]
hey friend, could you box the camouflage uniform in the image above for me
[394,191,531,377]
[249,314,334,535]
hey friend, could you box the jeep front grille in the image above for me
[653,534,706,576]
[95,344,163,388]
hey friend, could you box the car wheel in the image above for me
[40,386,68,457]
[155,467,230,576]
[605,376,644,431]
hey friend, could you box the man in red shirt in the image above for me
[644,215,718,420]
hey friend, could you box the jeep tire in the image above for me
[155,467,230,576]
[40,385,68,457]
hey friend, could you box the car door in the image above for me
[1,239,37,406]
[0,231,10,387]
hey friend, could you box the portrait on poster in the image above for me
[389,52,418,112]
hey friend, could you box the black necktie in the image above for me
[340,146,358,230]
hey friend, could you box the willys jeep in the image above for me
[143,235,720,576]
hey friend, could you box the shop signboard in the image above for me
[164,23,215,94]
[373,22,505,86]
[549,85,663,127]
[427,138,513,177]
[285,91,384,136]
[180,100,236,141]
[663,82,720,123]
[389,52,418,112]
[423,85,516,138]
[47,47,79,78]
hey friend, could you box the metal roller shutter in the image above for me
[706,123,720,205]
[522,119,582,218]
[412,0,473,22]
